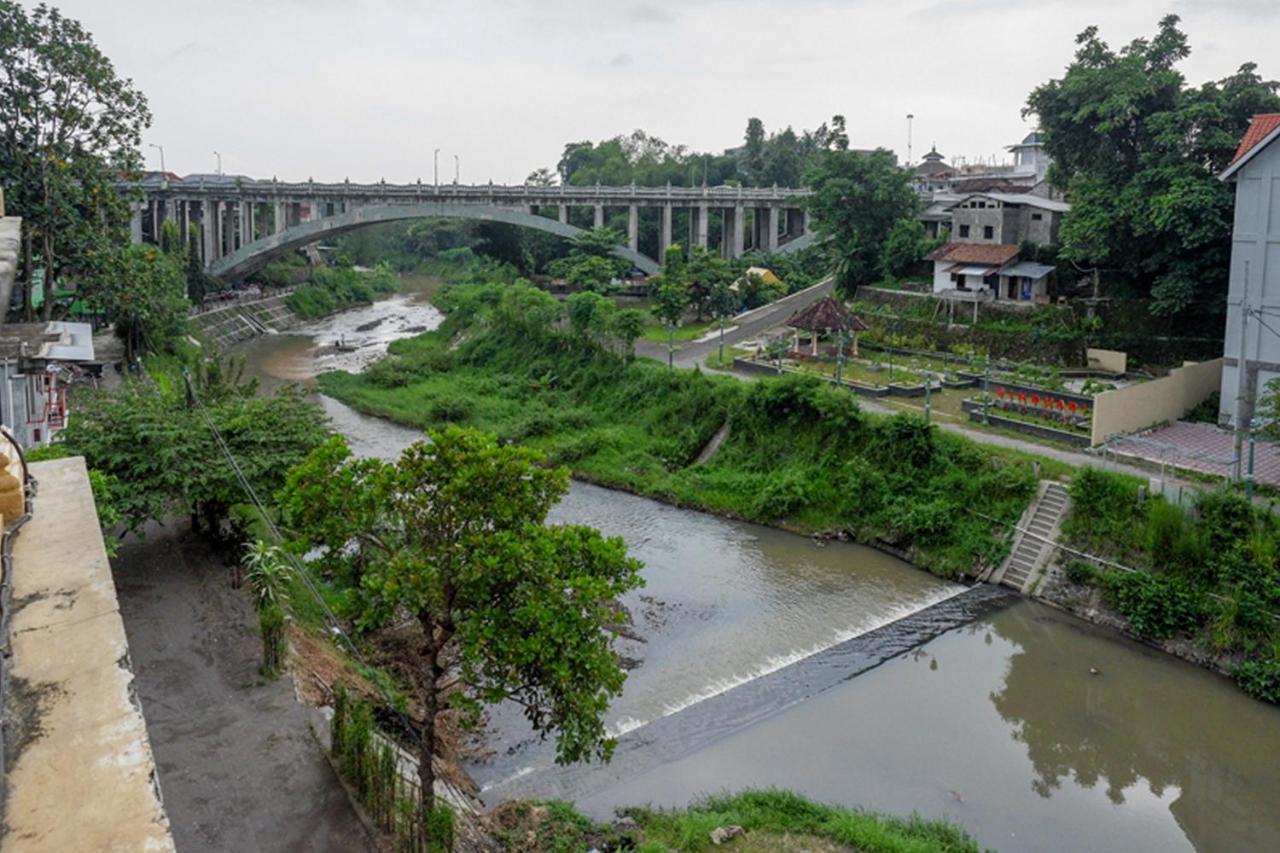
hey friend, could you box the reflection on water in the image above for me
[236,297,1280,853]
[576,602,1280,853]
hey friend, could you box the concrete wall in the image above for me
[2,457,174,851]
[1091,358,1224,446]
[1086,348,1128,374]
[1219,138,1280,427]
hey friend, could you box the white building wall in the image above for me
[1220,138,1280,427]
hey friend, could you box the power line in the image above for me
[178,366,434,755]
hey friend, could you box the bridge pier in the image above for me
[558,205,568,225]
[659,204,672,264]
[593,204,604,229]
[627,205,639,254]
[693,204,709,249]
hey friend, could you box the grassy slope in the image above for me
[493,790,982,853]
[318,305,1062,579]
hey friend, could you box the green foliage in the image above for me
[1101,570,1207,640]
[0,1,151,322]
[1064,559,1097,585]
[84,244,190,359]
[623,789,980,853]
[879,218,931,281]
[52,361,328,534]
[1234,657,1280,704]
[242,541,291,611]
[281,428,643,811]
[286,264,398,319]
[1028,15,1280,320]
[802,148,918,295]
[565,291,616,341]
[611,308,647,359]
[258,603,286,678]
[319,286,1042,579]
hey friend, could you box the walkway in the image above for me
[636,277,834,368]
[114,529,370,852]
[1107,421,1280,487]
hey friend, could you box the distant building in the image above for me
[946,192,1067,247]
[913,147,955,193]
[0,321,96,447]
[925,243,1055,304]
[1217,113,1280,430]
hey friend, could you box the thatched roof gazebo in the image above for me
[785,297,869,357]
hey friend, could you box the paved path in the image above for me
[636,278,834,368]
[115,530,371,853]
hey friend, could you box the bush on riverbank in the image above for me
[319,282,1042,578]
[491,790,981,852]
[287,264,399,319]
[1060,467,1280,701]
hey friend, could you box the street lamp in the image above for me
[906,114,915,166]
[149,143,165,176]
[434,148,440,188]
[454,154,460,185]
[213,150,222,176]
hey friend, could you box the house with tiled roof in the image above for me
[926,241,1055,303]
[1217,113,1280,430]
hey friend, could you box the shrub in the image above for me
[1064,559,1096,584]
[751,470,814,520]
[1146,500,1208,579]
[425,394,471,423]
[1102,570,1206,640]
[1234,657,1280,704]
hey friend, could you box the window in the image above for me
[959,224,971,238]
[1031,213,1043,221]
[983,225,994,239]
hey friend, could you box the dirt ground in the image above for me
[113,527,372,852]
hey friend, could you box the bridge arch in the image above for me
[209,202,661,281]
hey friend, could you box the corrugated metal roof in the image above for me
[1001,261,1056,279]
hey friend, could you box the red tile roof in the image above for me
[1229,113,1280,166]
[926,243,1020,265]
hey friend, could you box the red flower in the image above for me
[1055,399,1065,410]
[1030,394,1040,406]
[1068,401,1079,413]
[996,387,1006,399]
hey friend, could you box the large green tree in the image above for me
[802,148,918,295]
[54,360,328,534]
[1026,15,1280,318]
[279,428,643,817]
[0,1,151,321]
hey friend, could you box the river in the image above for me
[236,291,1280,852]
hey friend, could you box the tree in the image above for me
[81,245,188,361]
[652,244,691,367]
[612,308,647,360]
[0,2,151,321]
[706,278,738,364]
[548,227,629,292]
[879,218,930,282]
[565,290,616,343]
[684,245,734,321]
[279,428,643,819]
[54,363,328,534]
[802,148,919,295]
[1027,15,1280,319]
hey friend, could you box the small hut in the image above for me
[785,297,868,358]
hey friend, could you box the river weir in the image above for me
[235,291,1280,853]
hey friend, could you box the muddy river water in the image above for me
[237,293,1280,852]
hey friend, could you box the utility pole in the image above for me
[434,149,440,188]
[1233,260,1252,481]
[906,114,915,166]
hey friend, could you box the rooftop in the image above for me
[1221,113,1280,179]
[927,242,1021,266]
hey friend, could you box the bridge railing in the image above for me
[126,179,812,203]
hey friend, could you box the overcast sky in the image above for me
[38,0,1280,184]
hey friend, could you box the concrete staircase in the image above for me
[991,481,1071,594]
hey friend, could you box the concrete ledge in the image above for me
[2,458,174,852]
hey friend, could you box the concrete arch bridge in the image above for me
[127,177,815,281]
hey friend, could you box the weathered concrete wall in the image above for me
[1,457,174,852]
[1086,347,1127,375]
[1091,358,1224,446]
[0,214,21,322]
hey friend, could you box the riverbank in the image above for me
[318,283,1054,581]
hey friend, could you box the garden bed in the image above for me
[962,400,1092,447]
